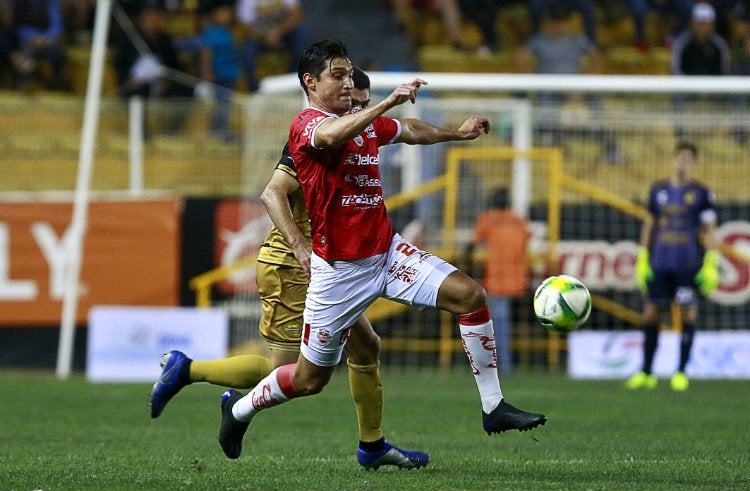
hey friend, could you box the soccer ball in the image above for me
[533,275,591,332]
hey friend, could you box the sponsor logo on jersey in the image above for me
[341,194,383,207]
[344,174,382,187]
[343,153,380,166]
[354,135,364,146]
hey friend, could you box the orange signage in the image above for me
[0,198,181,326]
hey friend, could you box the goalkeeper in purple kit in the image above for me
[627,142,719,391]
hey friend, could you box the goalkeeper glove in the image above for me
[635,247,653,293]
[695,250,720,296]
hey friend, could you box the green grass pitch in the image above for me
[1,367,748,490]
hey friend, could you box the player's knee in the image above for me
[455,279,487,312]
[439,271,487,313]
[357,333,381,360]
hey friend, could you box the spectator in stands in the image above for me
[235,0,308,92]
[704,0,748,42]
[672,3,730,75]
[391,0,504,53]
[60,0,94,44]
[517,3,621,163]
[526,0,598,44]
[627,0,694,51]
[457,0,503,53]
[113,4,193,134]
[671,3,730,75]
[389,0,465,50]
[114,5,192,100]
[671,3,731,138]
[12,0,71,91]
[0,0,22,88]
[466,187,531,375]
[200,0,241,141]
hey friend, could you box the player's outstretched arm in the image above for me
[314,79,428,148]
[396,116,490,145]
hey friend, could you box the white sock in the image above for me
[232,364,298,422]
[459,306,503,414]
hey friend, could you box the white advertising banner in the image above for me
[569,330,750,379]
[87,306,228,382]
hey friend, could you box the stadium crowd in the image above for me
[0,0,748,95]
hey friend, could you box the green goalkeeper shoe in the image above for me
[670,371,689,391]
[625,371,657,390]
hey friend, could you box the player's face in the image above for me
[309,57,353,114]
[673,148,695,178]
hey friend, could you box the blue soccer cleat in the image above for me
[357,440,431,470]
[219,389,250,459]
[149,350,191,418]
[482,399,547,435]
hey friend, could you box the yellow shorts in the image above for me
[256,260,309,352]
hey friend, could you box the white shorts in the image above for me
[300,233,457,366]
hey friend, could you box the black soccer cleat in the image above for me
[482,399,547,435]
[219,389,250,459]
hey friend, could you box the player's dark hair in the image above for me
[298,39,349,95]
[676,141,698,158]
[352,66,370,91]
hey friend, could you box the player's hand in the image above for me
[457,117,491,139]
[293,242,312,278]
[695,249,719,296]
[635,247,653,293]
[387,79,427,107]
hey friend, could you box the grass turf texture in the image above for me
[1,368,748,491]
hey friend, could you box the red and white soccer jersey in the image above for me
[288,107,401,261]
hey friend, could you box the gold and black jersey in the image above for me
[256,142,311,268]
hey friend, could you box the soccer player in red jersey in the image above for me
[218,39,547,462]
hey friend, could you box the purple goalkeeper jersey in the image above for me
[647,179,714,273]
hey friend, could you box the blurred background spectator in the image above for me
[60,0,94,44]
[113,3,194,136]
[458,0,503,53]
[389,0,465,49]
[517,2,621,163]
[0,0,22,88]
[527,0,598,44]
[12,0,71,91]
[466,187,532,375]
[200,0,240,141]
[671,2,730,76]
[626,0,694,51]
[671,2,731,139]
[235,0,308,92]
[113,4,193,100]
